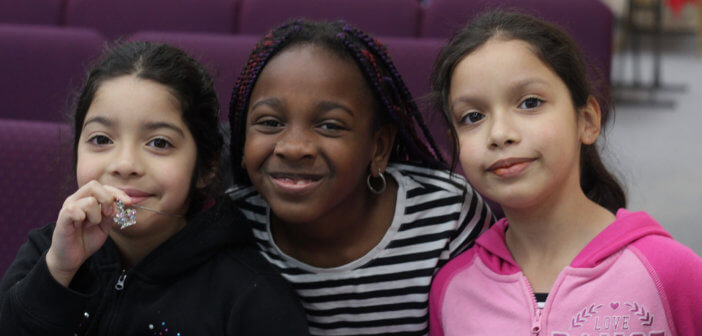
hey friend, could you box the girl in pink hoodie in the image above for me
[429,10,702,336]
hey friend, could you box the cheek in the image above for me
[75,149,100,187]
[457,133,483,170]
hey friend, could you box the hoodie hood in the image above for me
[475,209,671,273]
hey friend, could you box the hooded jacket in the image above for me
[0,198,309,336]
[429,209,702,336]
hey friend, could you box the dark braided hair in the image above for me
[229,20,447,186]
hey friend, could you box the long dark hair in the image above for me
[229,19,447,186]
[431,10,625,212]
[71,41,223,217]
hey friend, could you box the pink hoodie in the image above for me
[430,209,702,336]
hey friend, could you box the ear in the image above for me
[578,95,602,145]
[195,161,218,189]
[369,124,397,175]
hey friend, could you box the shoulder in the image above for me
[630,234,702,284]
[628,234,702,334]
[389,162,470,195]
[430,247,480,312]
[433,247,480,288]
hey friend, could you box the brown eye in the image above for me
[519,97,543,109]
[89,135,112,145]
[148,138,172,149]
[460,111,485,125]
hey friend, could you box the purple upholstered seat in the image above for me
[380,37,451,159]
[65,0,238,40]
[421,0,614,89]
[0,0,64,25]
[237,0,420,37]
[129,32,259,121]
[0,24,104,122]
[0,119,72,278]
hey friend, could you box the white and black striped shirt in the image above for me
[229,163,493,336]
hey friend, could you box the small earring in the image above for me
[367,168,387,194]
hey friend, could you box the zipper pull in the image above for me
[531,308,542,335]
[114,270,127,290]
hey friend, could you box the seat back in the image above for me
[0,119,73,278]
[65,0,238,39]
[238,0,420,37]
[0,24,104,122]
[0,0,64,25]
[381,37,451,160]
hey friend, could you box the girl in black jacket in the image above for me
[0,41,309,336]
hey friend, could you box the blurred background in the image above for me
[1,0,700,279]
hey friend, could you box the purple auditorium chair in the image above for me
[0,0,64,25]
[0,119,72,278]
[238,0,420,37]
[381,37,451,160]
[65,0,238,40]
[0,25,103,122]
[129,32,259,121]
[421,0,614,94]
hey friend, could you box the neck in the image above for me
[502,182,615,292]
[271,178,398,268]
[110,217,187,269]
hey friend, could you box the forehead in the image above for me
[87,76,182,123]
[450,38,564,94]
[251,44,374,106]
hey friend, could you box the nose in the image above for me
[108,143,145,178]
[273,127,316,161]
[488,111,521,149]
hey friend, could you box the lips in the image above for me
[487,158,535,178]
[268,172,324,194]
[118,188,153,204]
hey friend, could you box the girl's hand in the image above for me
[46,181,131,287]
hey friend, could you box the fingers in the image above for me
[60,180,133,226]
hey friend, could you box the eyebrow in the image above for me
[250,97,283,111]
[317,101,353,117]
[508,78,549,93]
[82,116,113,130]
[250,98,354,116]
[82,116,185,137]
[450,77,550,111]
[142,121,186,138]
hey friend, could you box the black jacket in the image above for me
[0,198,309,335]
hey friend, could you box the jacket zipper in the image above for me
[522,276,542,335]
[114,269,127,290]
[531,308,542,335]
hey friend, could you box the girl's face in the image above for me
[449,39,597,210]
[243,44,384,224]
[77,75,198,237]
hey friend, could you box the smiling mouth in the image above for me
[269,173,324,192]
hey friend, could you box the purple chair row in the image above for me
[0,0,613,42]
[0,119,72,278]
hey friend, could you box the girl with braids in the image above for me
[227,20,493,335]
[0,41,309,335]
[428,11,702,335]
